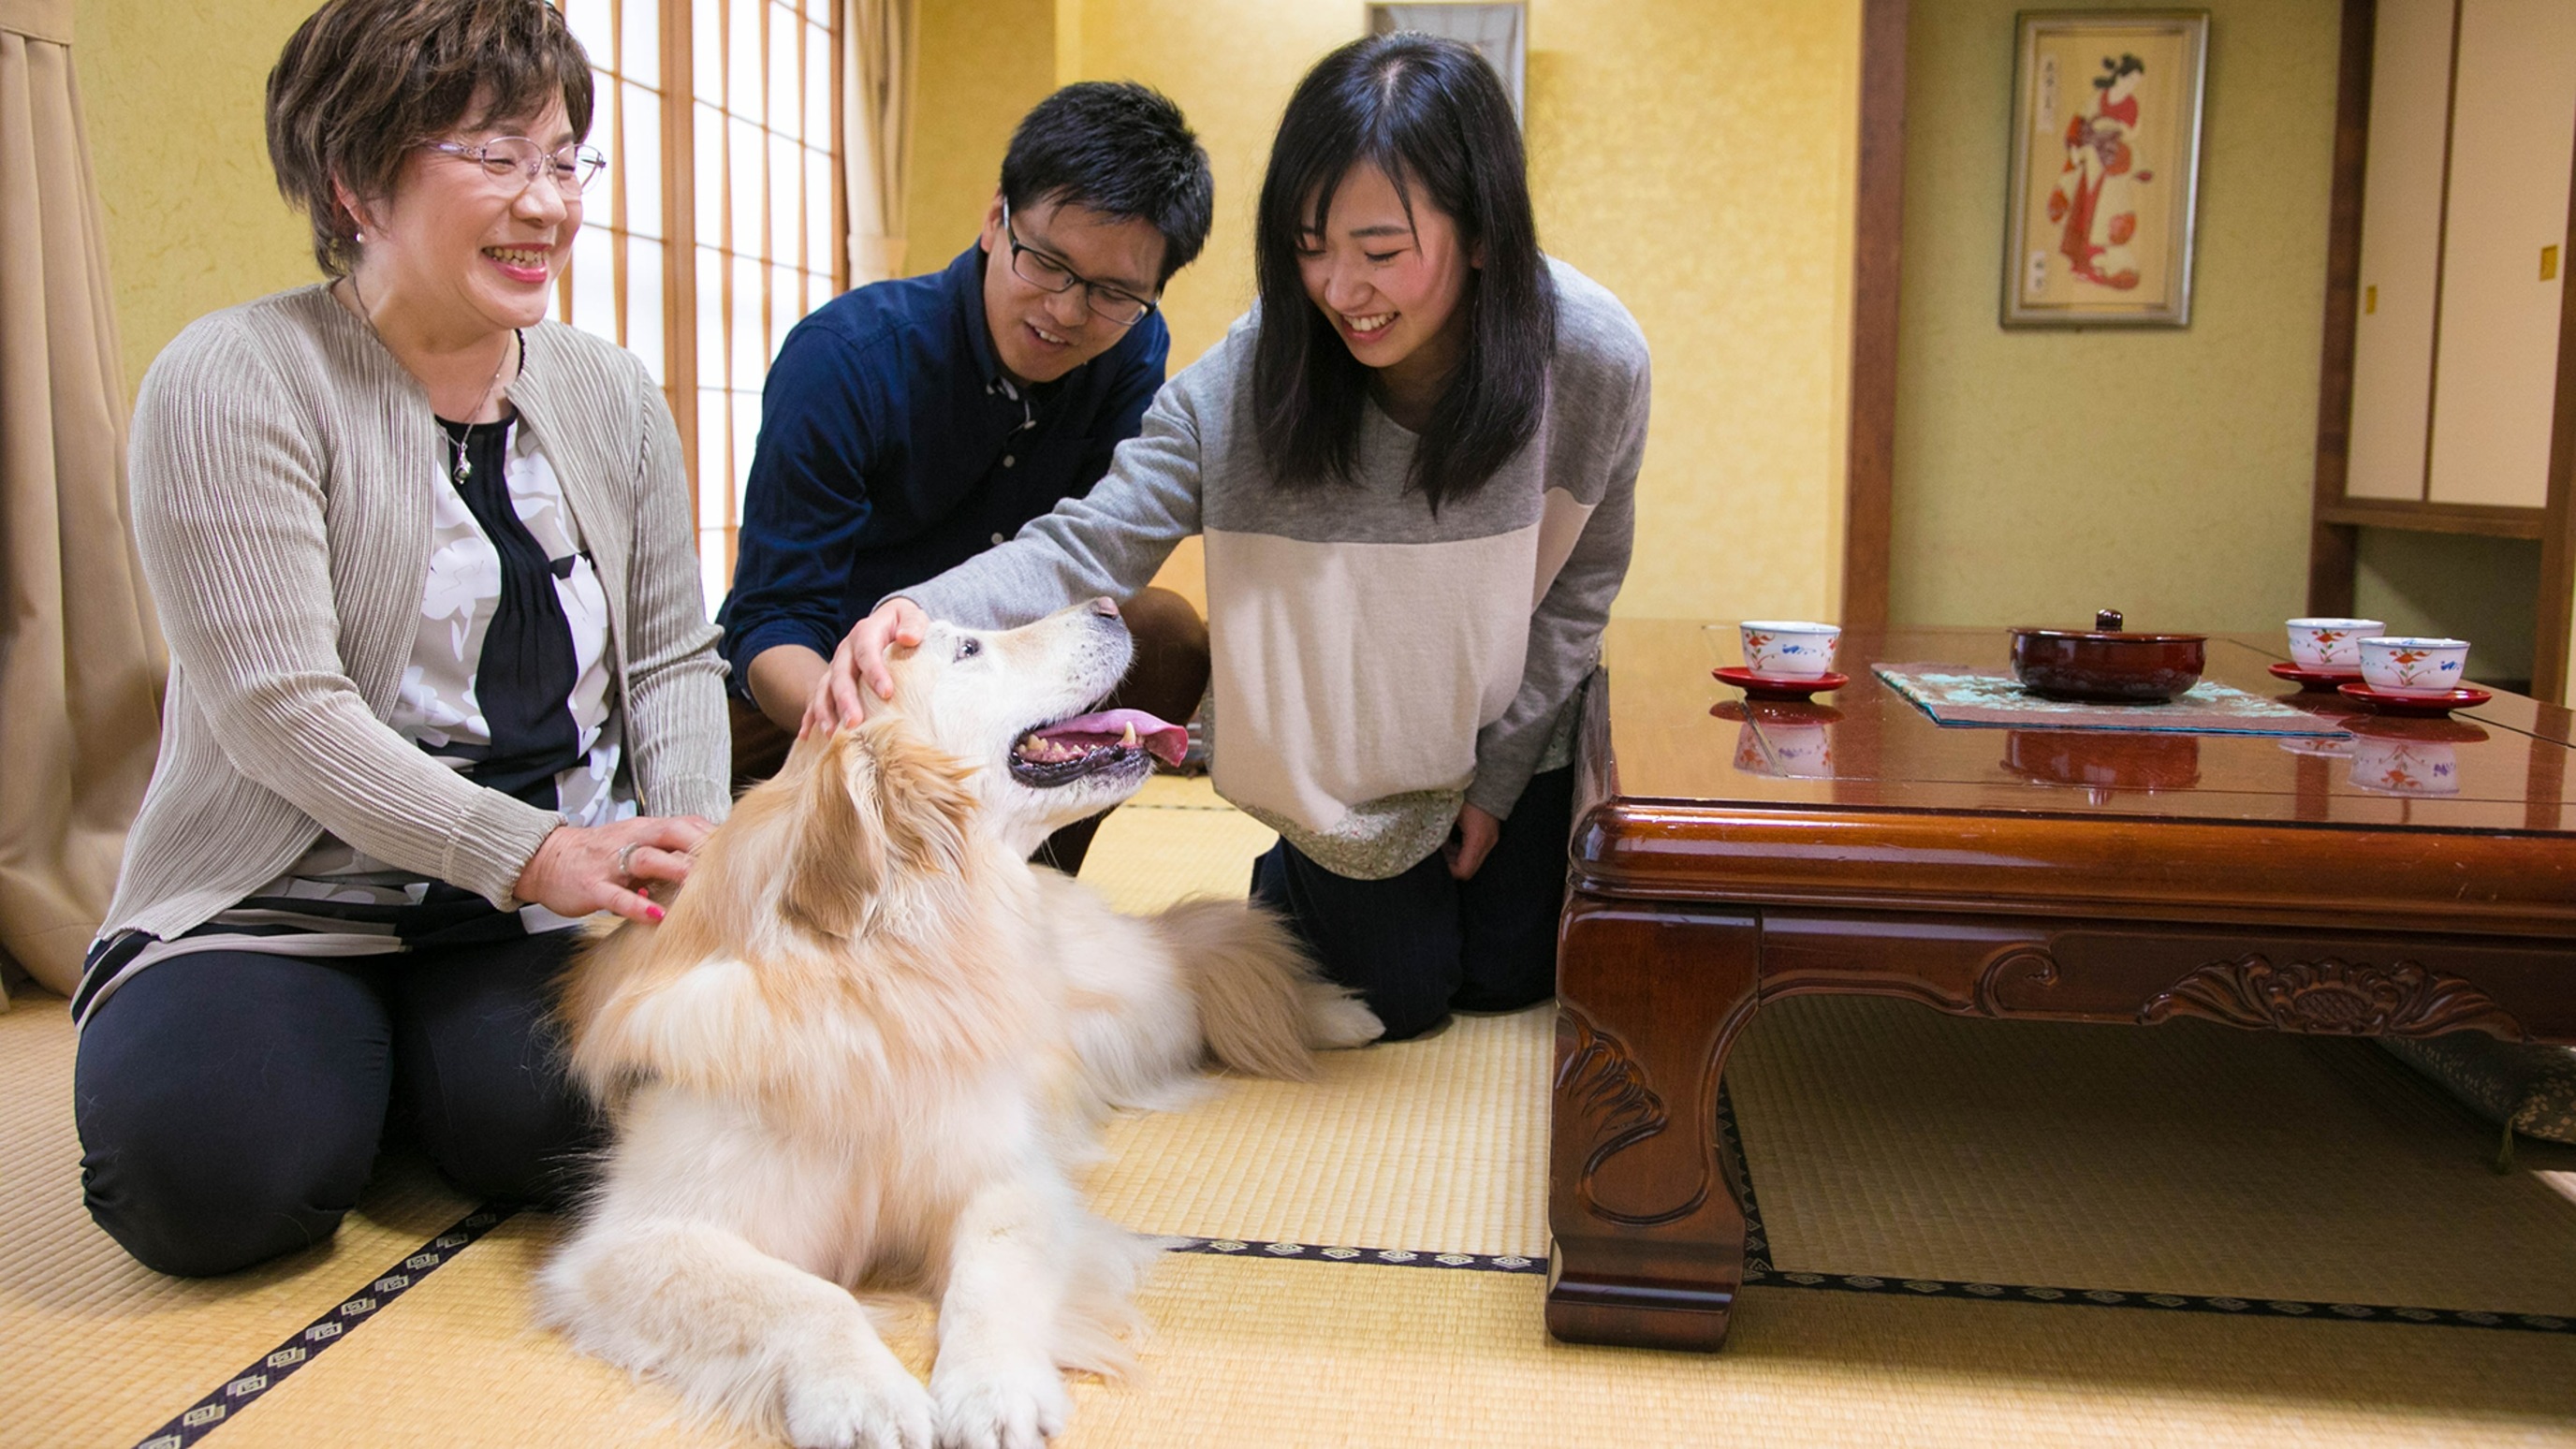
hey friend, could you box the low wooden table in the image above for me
[1546,622,2576,1351]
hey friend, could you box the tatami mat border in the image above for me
[1740,1264,2576,1335]
[1167,1237,1547,1274]
[1120,802,1240,812]
[1718,1085,2576,1338]
[129,1207,515,1449]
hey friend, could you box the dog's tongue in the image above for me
[1032,709,1189,767]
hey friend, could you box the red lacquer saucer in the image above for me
[2335,681,2492,717]
[2269,661,2364,693]
[1714,666,1849,701]
[1710,699,1846,725]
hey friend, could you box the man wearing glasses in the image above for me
[717,83,1214,871]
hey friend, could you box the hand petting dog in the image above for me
[513,815,712,924]
[805,596,930,735]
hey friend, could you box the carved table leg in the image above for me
[1547,896,1761,1351]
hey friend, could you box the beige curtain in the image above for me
[842,0,917,285]
[0,0,167,1000]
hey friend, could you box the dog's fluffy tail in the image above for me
[1149,899,1382,1081]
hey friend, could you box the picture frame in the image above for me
[1367,3,1527,124]
[2000,10,2209,328]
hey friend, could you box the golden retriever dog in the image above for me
[536,598,1380,1449]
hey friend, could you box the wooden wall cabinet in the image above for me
[2310,0,2576,702]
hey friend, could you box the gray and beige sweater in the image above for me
[101,285,730,949]
[908,257,1649,879]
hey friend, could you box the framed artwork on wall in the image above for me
[1367,3,1526,123]
[2001,10,2209,328]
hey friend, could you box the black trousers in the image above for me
[73,930,596,1278]
[1251,765,1574,1042]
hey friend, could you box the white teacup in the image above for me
[2358,637,2469,697]
[1740,621,1841,679]
[2349,735,2461,796]
[1731,720,1836,779]
[2286,617,2383,669]
[1765,722,1834,779]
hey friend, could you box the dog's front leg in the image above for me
[928,1174,1079,1449]
[541,1218,933,1449]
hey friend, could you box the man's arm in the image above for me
[717,314,891,714]
[745,642,829,731]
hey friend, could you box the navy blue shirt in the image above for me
[715,243,1168,698]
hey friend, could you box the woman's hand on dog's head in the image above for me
[803,598,929,737]
[514,815,714,925]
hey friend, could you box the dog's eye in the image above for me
[956,637,982,660]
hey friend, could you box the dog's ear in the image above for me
[861,721,979,879]
[777,722,978,939]
[779,730,886,939]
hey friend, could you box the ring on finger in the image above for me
[614,842,639,879]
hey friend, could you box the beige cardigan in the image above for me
[103,285,730,946]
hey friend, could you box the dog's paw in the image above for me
[1302,980,1384,1048]
[929,1356,1071,1449]
[781,1351,936,1449]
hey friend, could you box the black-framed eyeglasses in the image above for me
[424,136,607,196]
[1001,200,1158,329]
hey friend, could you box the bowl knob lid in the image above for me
[2096,608,2125,632]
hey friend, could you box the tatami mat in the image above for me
[1731,995,2576,1313]
[0,1000,474,1447]
[1089,1009,1548,1258]
[206,1221,2576,1449]
[1075,773,1279,915]
[1082,779,1549,1255]
[7,775,2573,1447]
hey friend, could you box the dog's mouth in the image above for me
[1008,706,1189,787]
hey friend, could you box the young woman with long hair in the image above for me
[817,32,1649,1040]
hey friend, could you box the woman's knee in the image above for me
[73,955,390,1276]
[1361,982,1456,1042]
[77,1076,378,1277]
[409,1074,600,1206]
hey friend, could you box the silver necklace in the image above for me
[343,273,521,485]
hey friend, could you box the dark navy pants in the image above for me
[1251,765,1574,1042]
[73,930,596,1278]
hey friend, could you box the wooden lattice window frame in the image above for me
[558,0,850,608]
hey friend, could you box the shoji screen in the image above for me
[690,0,842,602]
[560,0,675,453]
[560,0,845,612]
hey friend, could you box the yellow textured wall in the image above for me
[1021,0,1864,622]
[905,0,1059,273]
[74,0,319,402]
[1524,0,1860,620]
[2352,531,2540,683]
[1891,0,2343,632]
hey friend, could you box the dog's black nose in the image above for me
[1089,596,1120,620]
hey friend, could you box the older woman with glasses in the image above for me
[74,0,726,1277]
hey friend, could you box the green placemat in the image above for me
[1873,665,2348,737]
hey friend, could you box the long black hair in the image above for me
[1251,33,1556,510]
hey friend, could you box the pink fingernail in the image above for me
[646,903,666,923]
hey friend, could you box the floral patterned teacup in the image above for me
[2286,617,2383,669]
[2349,735,2461,796]
[1732,720,1836,779]
[1739,621,1841,679]
[2358,637,2469,698]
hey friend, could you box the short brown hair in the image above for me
[266,0,594,276]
